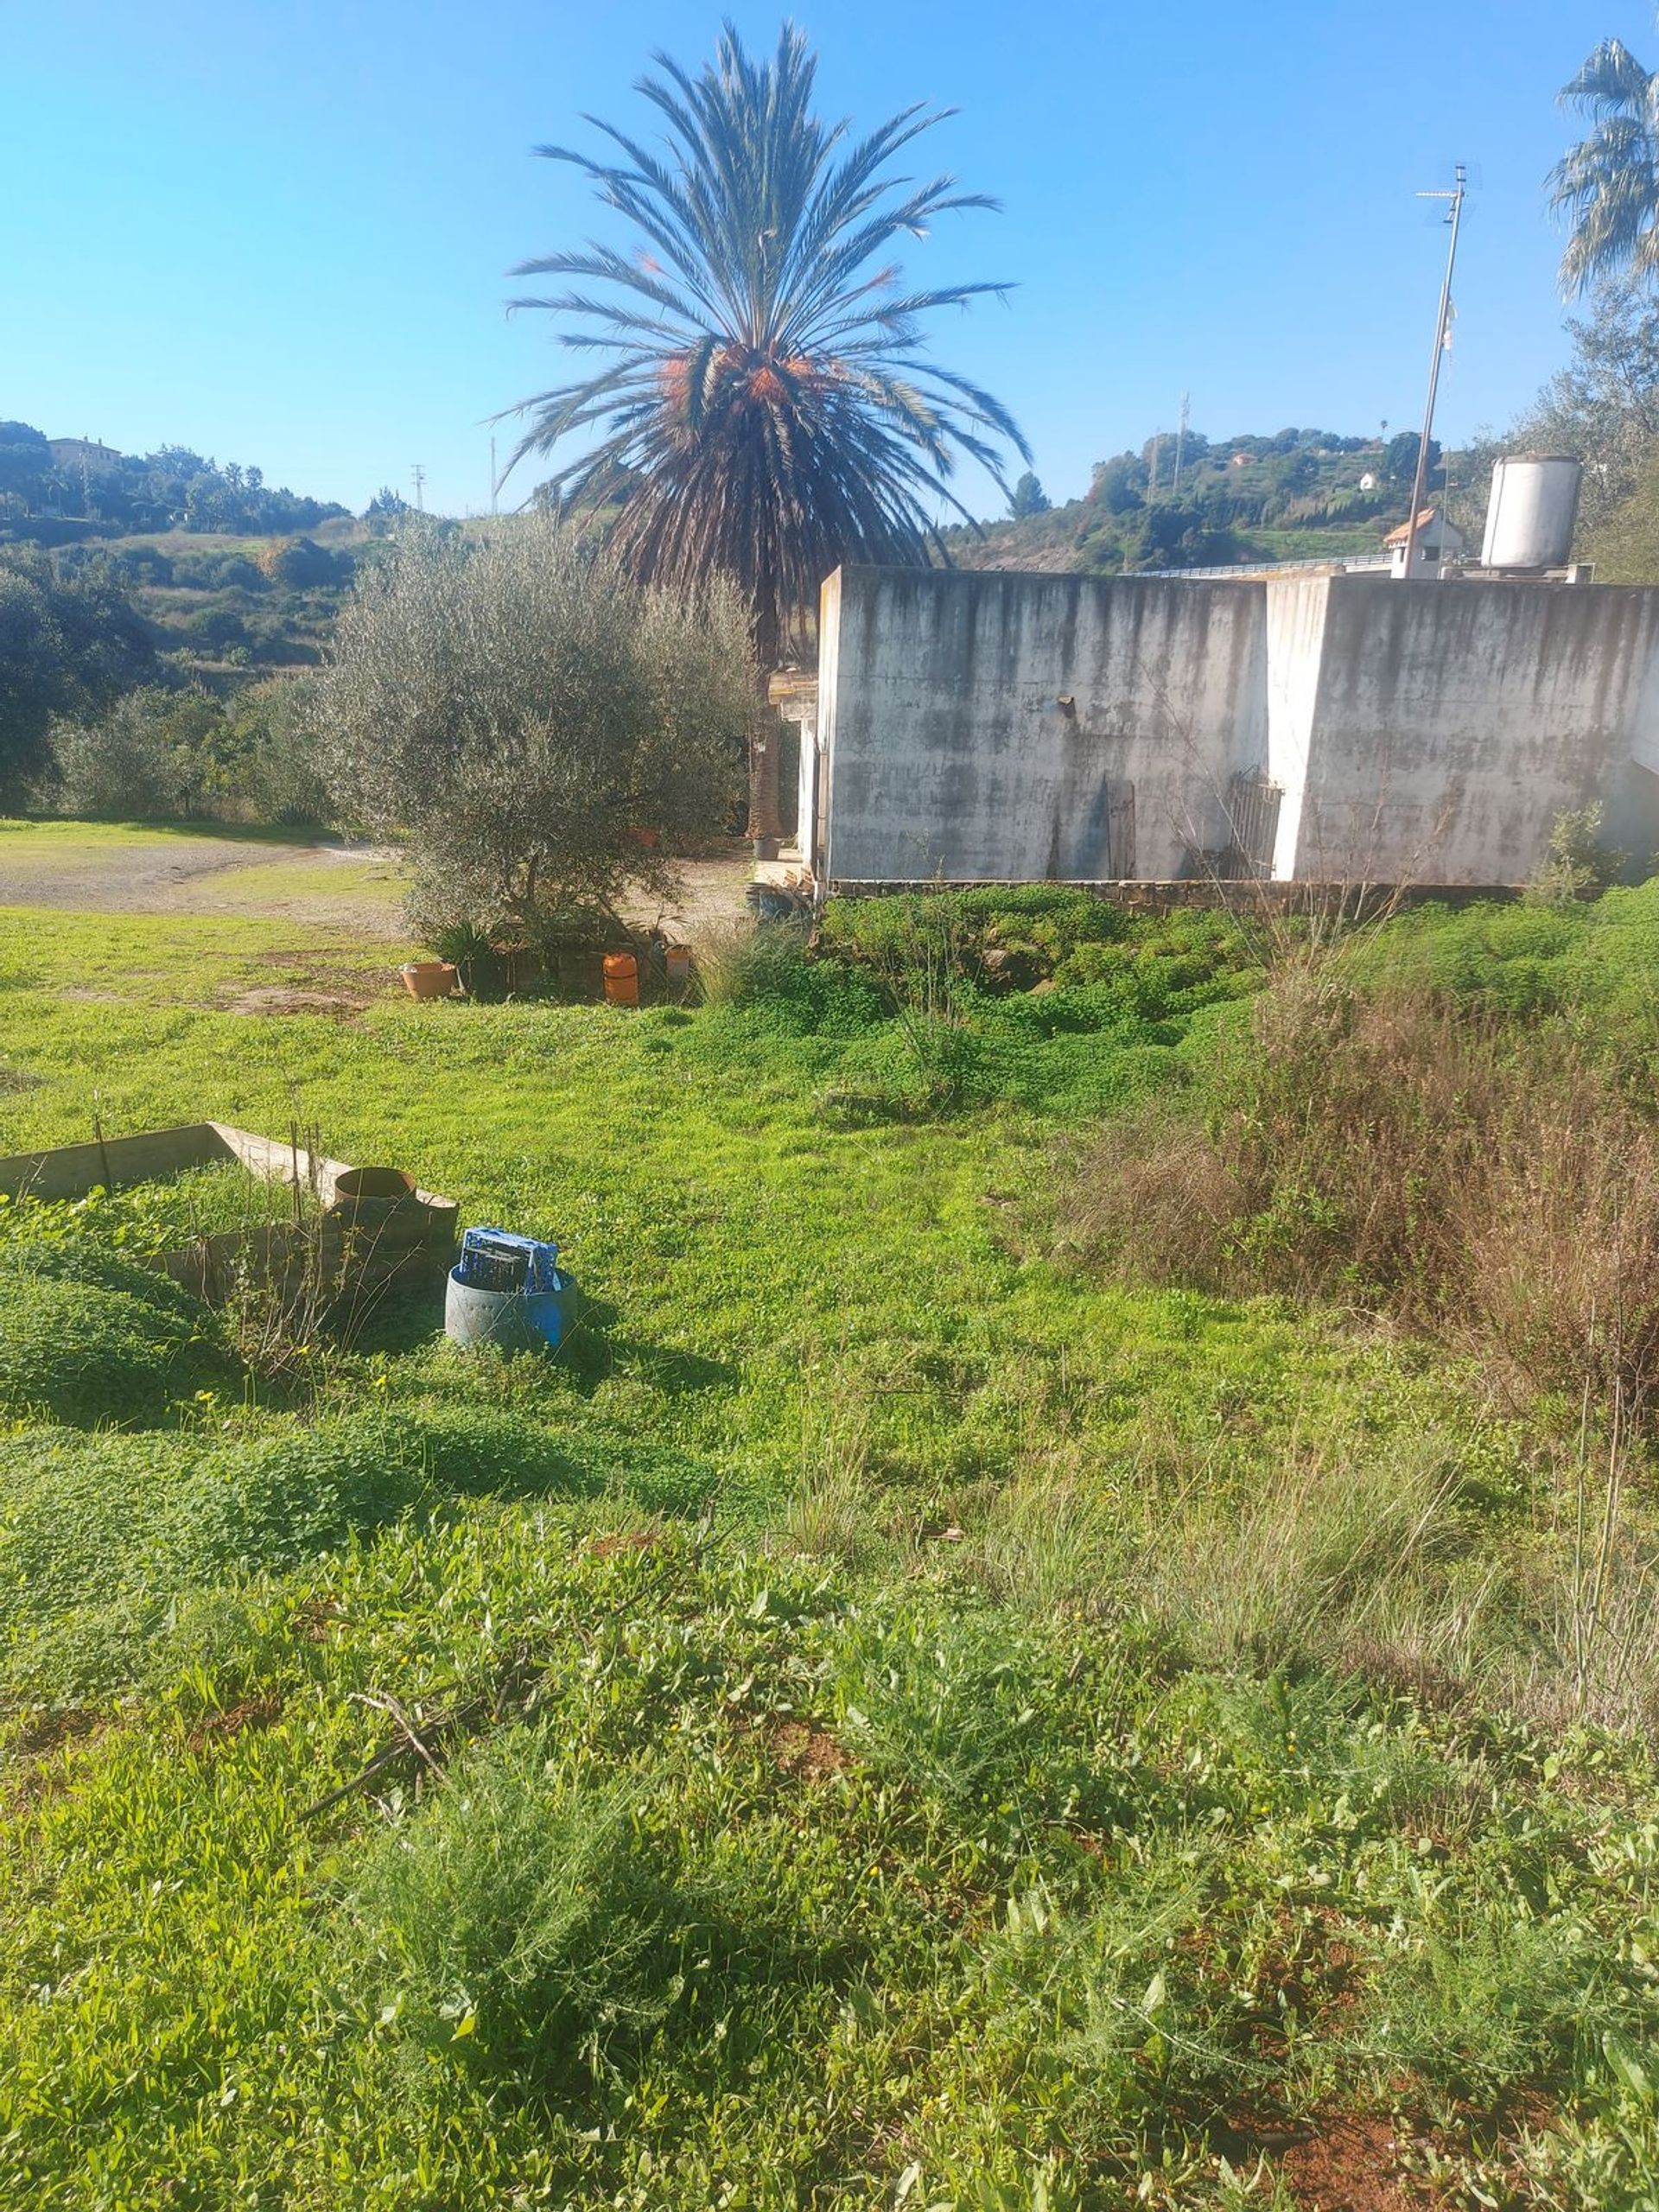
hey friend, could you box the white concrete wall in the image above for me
[817,563,1659,886]
[1262,575,1332,880]
[1289,578,1659,881]
[819,567,1267,882]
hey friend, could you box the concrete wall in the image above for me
[817,563,1659,885]
[1290,577,1659,880]
[819,567,1267,883]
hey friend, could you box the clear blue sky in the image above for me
[3,0,1650,518]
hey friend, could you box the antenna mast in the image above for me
[411,462,427,512]
[1172,391,1191,499]
[1401,163,1466,579]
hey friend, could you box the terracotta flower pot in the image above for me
[402,960,458,1001]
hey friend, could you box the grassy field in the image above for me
[0,883,1656,2209]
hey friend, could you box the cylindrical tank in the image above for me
[602,951,639,1006]
[1481,456,1583,570]
[443,1267,577,1351]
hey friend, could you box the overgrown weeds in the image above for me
[1067,962,1659,1419]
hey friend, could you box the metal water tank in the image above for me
[1480,456,1583,569]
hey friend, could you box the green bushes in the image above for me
[0,1403,608,1694]
[694,896,1261,1118]
[40,673,331,825]
[1068,959,1659,1417]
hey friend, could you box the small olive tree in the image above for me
[316,519,752,940]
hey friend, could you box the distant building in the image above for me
[47,437,121,475]
[1358,471,1378,491]
[1383,505,1465,580]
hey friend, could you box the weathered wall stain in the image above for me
[817,565,1659,884]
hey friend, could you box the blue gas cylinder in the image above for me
[444,1228,576,1352]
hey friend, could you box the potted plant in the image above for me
[401,957,459,1001]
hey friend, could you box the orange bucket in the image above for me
[602,952,639,1007]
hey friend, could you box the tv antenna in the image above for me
[411,462,427,512]
[1401,162,1467,578]
[1171,391,1191,499]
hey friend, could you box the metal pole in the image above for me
[1402,164,1465,580]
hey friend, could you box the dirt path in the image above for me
[0,831,760,941]
[0,835,319,912]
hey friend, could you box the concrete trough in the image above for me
[0,1120,458,1317]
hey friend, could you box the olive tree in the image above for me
[316,519,752,939]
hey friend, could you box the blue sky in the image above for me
[3,0,1651,518]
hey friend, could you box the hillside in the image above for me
[950,425,1469,575]
[0,421,392,693]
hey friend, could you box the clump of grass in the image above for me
[0,1403,606,1695]
[1363,1899,1643,2112]
[0,1272,230,1427]
[345,1731,675,2082]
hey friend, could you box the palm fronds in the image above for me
[1550,36,1659,294]
[500,20,1027,663]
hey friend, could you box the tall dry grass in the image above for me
[1067,965,1659,1421]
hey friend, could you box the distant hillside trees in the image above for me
[42,677,331,825]
[1008,472,1050,518]
[0,548,155,804]
[1383,430,1442,488]
[363,487,410,535]
[0,423,347,537]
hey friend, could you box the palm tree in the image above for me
[1550,31,1659,293]
[502,20,1029,844]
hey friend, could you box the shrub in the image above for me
[225,675,333,824]
[1526,803,1630,904]
[1068,963,1659,1418]
[345,1732,675,2079]
[46,689,198,818]
[316,519,750,942]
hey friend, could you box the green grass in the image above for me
[0,881,1656,2207]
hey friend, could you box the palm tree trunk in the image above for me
[748,607,784,859]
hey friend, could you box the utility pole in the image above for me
[1172,391,1191,500]
[411,462,427,512]
[1401,163,1466,580]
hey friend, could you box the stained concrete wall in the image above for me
[1288,577,1659,880]
[819,566,1267,883]
[817,563,1659,885]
